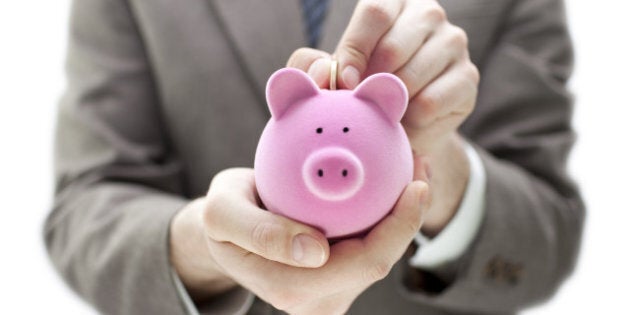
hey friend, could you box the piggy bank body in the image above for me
[254,68,413,238]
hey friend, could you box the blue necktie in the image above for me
[301,0,330,48]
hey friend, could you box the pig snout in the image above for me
[302,147,365,201]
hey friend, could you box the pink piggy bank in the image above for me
[254,68,413,238]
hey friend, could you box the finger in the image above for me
[358,181,429,282]
[208,182,426,305]
[284,181,428,288]
[335,0,404,89]
[207,240,360,312]
[287,48,332,88]
[206,182,429,299]
[403,60,479,131]
[293,181,428,288]
[203,170,329,268]
[287,47,331,70]
[395,23,468,97]
[365,1,445,74]
[204,197,329,268]
[412,153,432,183]
[208,237,364,308]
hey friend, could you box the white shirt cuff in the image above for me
[408,142,486,270]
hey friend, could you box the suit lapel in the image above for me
[210,0,306,99]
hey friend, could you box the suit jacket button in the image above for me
[484,255,523,286]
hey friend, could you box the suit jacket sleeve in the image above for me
[43,0,221,314]
[404,0,585,312]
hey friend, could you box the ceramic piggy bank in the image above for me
[254,68,413,238]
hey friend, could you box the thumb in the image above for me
[334,49,363,90]
[365,180,430,249]
[334,1,403,89]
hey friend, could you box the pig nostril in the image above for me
[302,148,364,201]
[343,127,349,133]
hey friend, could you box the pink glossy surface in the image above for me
[254,68,413,238]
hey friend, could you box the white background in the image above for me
[0,1,628,314]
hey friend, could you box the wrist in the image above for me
[421,133,470,236]
[169,198,236,301]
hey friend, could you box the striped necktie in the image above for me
[301,0,330,48]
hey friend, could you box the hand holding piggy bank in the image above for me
[254,68,413,238]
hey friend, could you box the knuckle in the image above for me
[363,259,393,283]
[467,62,480,83]
[208,168,235,192]
[212,168,232,181]
[418,91,442,116]
[343,41,370,69]
[424,4,447,23]
[377,38,404,68]
[202,195,224,240]
[250,220,284,256]
[361,0,396,26]
[287,47,310,66]
[449,26,469,50]
[459,63,480,116]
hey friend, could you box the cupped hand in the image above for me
[171,168,429,314]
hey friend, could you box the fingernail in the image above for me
[342,66,360,89]
[292,234,325,267]
[307,58,328,83]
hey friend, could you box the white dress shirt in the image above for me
[409,142,487,269]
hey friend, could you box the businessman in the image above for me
[45,0,584,314]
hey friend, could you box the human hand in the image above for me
[288,0,478,235]
[171,168,429,314]
[169,168,330,302]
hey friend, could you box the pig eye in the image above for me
[343,127,349,133]
[316,127,323,134]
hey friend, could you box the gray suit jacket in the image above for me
[45,0,585,314]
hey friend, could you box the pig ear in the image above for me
[266,68,320,118]
[353,73,408,123]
